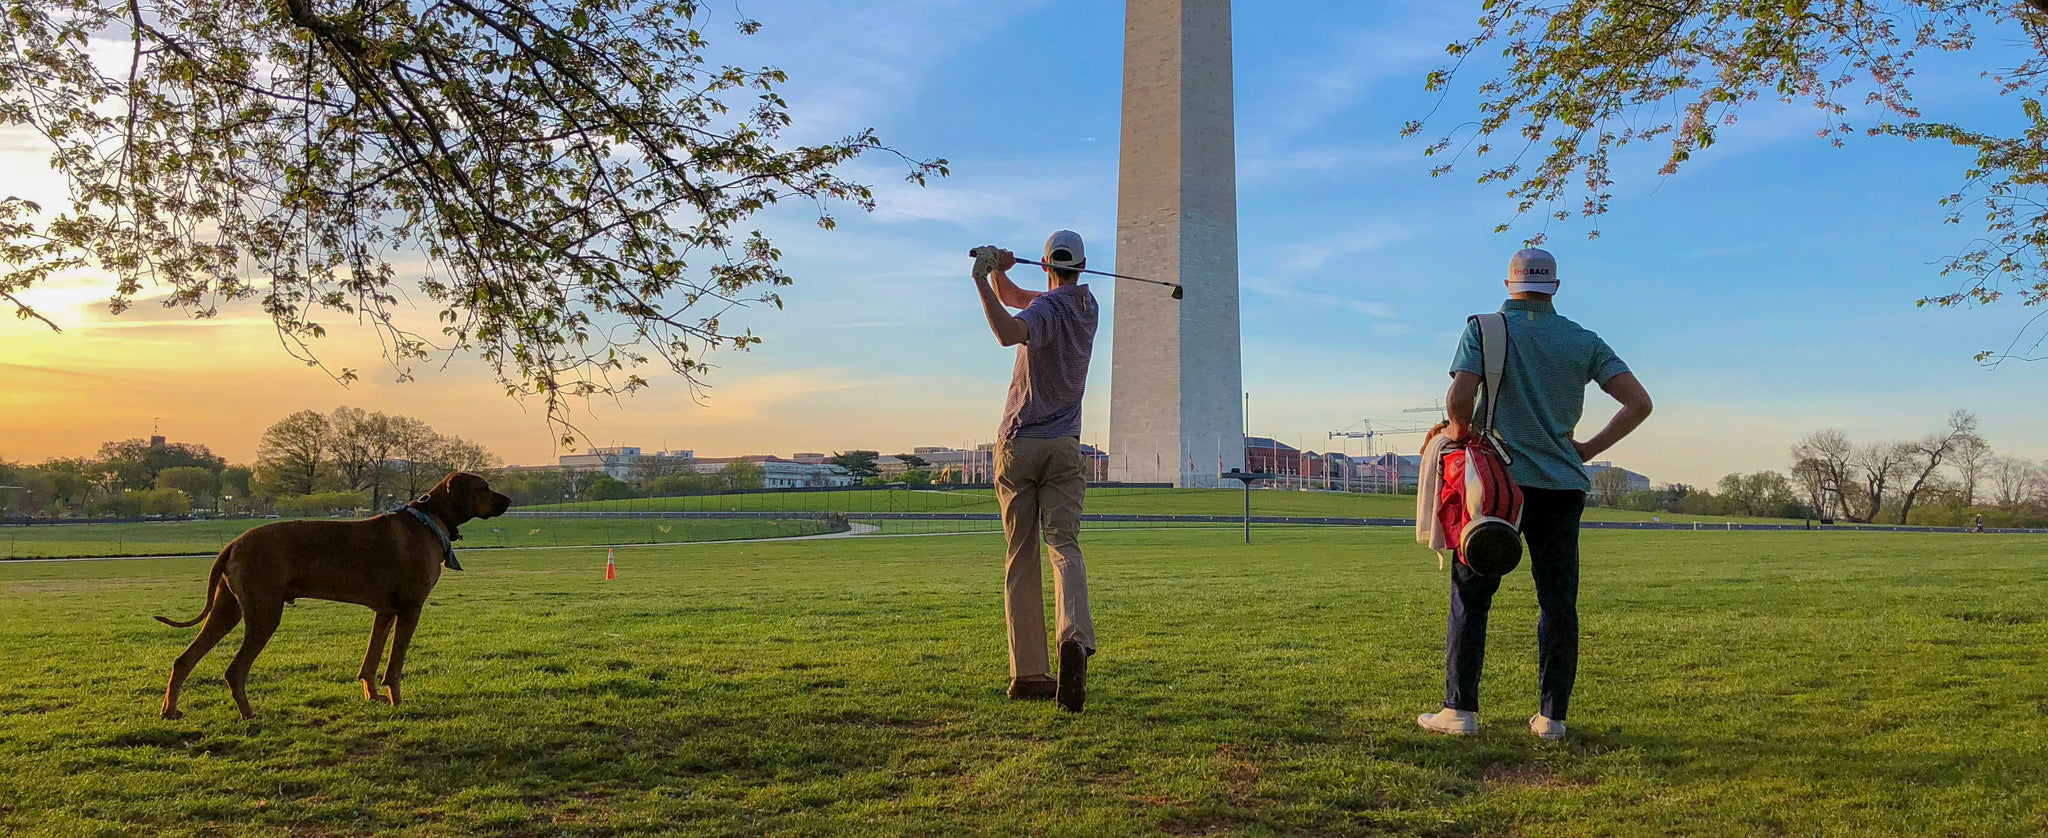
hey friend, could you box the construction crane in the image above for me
[1403,399,1446,420]
[1327,419,1434,494]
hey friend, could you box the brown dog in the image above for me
[155,472,512,719]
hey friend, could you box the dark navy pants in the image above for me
[1444,487,1585,720]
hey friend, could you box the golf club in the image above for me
[968,248,1184,299]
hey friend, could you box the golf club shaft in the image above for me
[969,249,1182,290]
[1016,257,1180,290]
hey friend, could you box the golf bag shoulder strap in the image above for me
[1470,312,1509,437]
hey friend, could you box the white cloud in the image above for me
[861,164,1114,234]
[725,0,1056,144]
[1270,226,1415,275]
[1236,7,1465,182]
[1240,143,1418,181]
[1241,221,1415,319]
[1250,284,1396,319]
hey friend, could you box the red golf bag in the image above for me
[1421,312,1525,576]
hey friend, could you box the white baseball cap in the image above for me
[1044,230,1086,267]
[1506,248,1559,295]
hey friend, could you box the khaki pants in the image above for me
[995,436,1096,678]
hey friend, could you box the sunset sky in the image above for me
[4,1,2045,487]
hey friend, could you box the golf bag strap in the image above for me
[1472,313,1508,437]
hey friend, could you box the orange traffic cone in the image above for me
[605,548,617,581]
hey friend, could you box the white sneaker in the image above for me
[1529,714,1567,741]
[1416,708,1478,736]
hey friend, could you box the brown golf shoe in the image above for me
[1009,675,1057,701]
[1057,640,1090,712]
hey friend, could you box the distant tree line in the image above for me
[833,450,962,487]
[1789,410,2047,528]
[254,408,498,511]
[1590,409,2048,528]
[0,407,497,518]
[490,456,768,508]
[1593,472,1812,521]
[0,437,244,518]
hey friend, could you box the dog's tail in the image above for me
[155,546,230,628]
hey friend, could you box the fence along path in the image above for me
[512,510,2048,535]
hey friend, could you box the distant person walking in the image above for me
[1974,513,1986,533]
[1417,248,1654,741]
[970,232,1099,712]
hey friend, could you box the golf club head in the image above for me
[1171,286,1184,300]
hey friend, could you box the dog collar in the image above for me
[399,506,462,571]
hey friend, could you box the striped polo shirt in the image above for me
[1450,298,1630,491]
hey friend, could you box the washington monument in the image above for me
[1109,0,1246,488]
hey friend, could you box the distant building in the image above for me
[1080,443,1110,482]
[880,446,999,483]
[1243,438,1341,485]
[516,446,691,482]
[556,446,643,480]
[865,444,1111,483]
[1585,461,1651,492]
[1244,437,1300,477]
[1357,453,1422,490]
[691,455,854,489]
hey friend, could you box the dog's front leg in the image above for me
[360,612,396,702]
[381,607,422,706]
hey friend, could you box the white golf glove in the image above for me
[971,245,1000,280]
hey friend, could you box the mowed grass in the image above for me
[0,517,839,560]
[2,529,2045,836]
[533,486,1787,525]
[5,488,1799,560]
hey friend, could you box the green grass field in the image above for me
[531,486,1788,525]
[3,488,1800,560]
[2,528,2043,836]
[1,517,840,559]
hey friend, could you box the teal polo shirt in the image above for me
[1450,298,1630,491]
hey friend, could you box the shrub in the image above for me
[100,488,193,518]
[582,475,639,501]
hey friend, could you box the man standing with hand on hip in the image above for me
[1417,248,1653,741]
[970,231,1099,712]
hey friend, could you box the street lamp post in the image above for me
[1221,470,1278,544]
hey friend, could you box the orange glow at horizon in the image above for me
[1,276,1000,467]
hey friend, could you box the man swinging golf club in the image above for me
[1417,248,1654,741]
[969,231,1098,712]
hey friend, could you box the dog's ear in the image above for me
[442,473,490,524]
[421,474,470,541]
[422,475,459,519]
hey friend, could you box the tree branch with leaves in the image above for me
[0,0,945,442]
[1417,1,2048,363]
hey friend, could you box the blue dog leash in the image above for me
[397,506,463,571]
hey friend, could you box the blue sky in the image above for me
[6,1,2043,486]
[693,0,2048,486]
